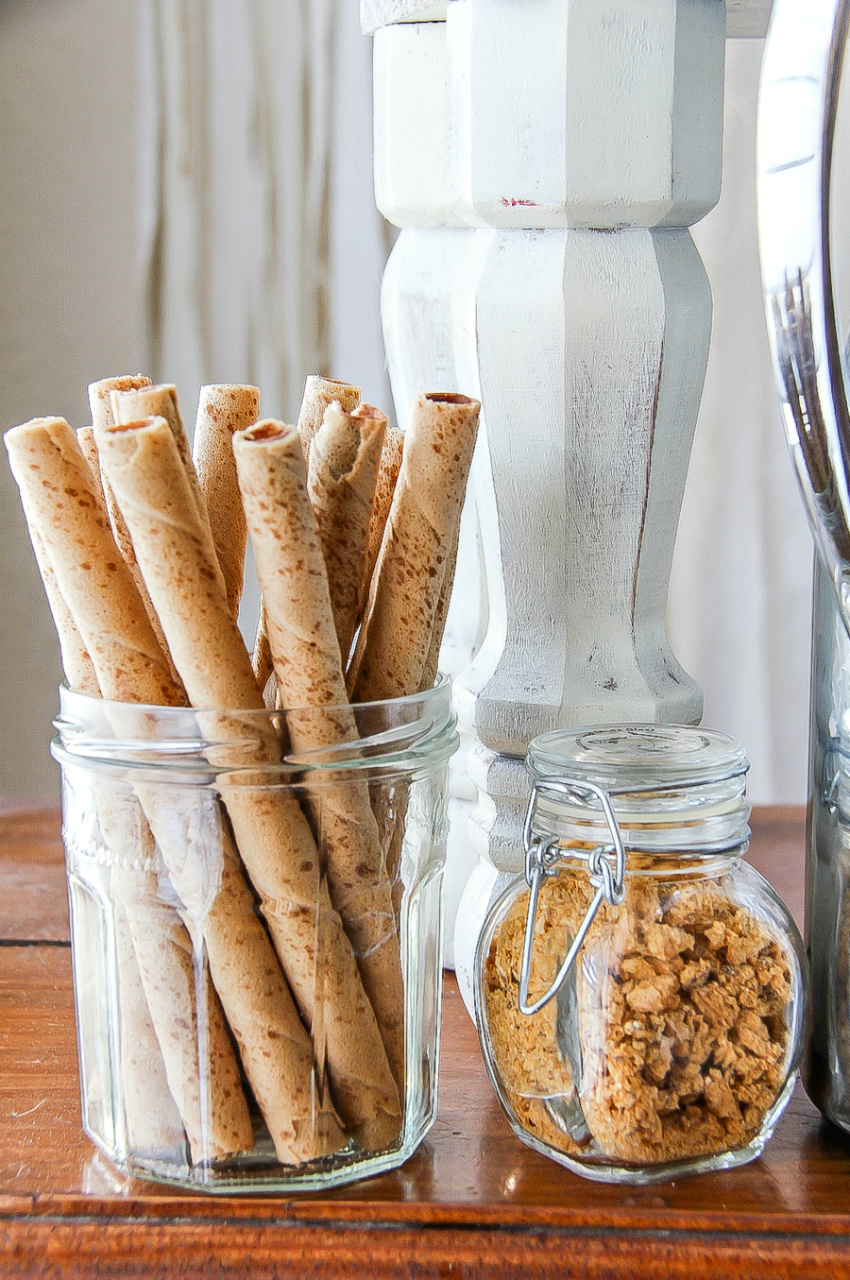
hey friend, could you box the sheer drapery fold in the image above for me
[137,0,334,418]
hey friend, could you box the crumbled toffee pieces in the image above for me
[484,869,792,1166]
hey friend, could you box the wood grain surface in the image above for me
[2,805,850,1278]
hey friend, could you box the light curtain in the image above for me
[138,0,334,420]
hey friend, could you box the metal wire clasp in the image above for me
[518,776,626,1016]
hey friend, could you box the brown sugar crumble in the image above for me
[484,867,793,1166]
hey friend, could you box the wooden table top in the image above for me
[2,803,849,1278]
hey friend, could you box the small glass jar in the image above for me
[52,677,457,1192]
[474,725,806,1184]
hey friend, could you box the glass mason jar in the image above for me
[52,676,457,1192]
[474,725,806,1185]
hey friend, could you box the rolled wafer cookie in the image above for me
[253,368,359,685]
[25,507,187,1155]
[88,374,152,432]
[251,599,274,696]
[5,418,184,707]
[133,784,345,1161]
[233,420,406,1089]
[296,375,360,461]
[307,401,387,663]
[28,528,188,1154]
[192,384,260,617]
[82,409,184,692]
[419,518,461,694]
[75,427,107,506]
[27,523,98,696]
[104,800,243,1163]
[110,891,187,1159]
[355,424,404,649]
[350,393,480,702]
[110,383,207,527]
[4,418,252,1160]
[18,464,188,1154]
[99,415,400,1151]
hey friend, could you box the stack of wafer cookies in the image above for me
[4,374,479,1169]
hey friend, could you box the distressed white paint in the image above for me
[451,227,707,753]
[373,24,464,228]
[448,0,723,228]
[446,227,710,1003]
[361,0,446,33]
[381,228,471,411]
[374,1,724,229]
[363,0,772,37]
[374,0,723,993]
[381,225,711,980]
[725,0,774,36]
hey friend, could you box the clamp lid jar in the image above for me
[474,725,806,1184]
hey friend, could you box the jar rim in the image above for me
[52,673,458,781]
[527,724,749,793]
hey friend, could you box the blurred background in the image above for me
[0,0,812,806]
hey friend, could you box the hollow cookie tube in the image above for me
[86,377,183,690]
[296,374,361,461]
[350,393,480,703]
[349,394,480,906]
[307,401,387,664]
[233,420,406,1089]
[4,417,252,1163]
[98,414,401,1151]
[354,423,404,657]
[253,375,361,694]
[18,478,185,1157]
[192,383,260,618]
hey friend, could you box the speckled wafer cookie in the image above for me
[350,393,480,702]
[5,418,182,707]
[296,374,361,461]
[100,415,399,1153]
[356,423,403,648]
[307,401,387,664]
[233,420,406,1098]
[192,383,260,618]
[110,383,208,528]
[4,417,252,1160]
[84,384,184,689]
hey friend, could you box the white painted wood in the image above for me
[447,226,711,1004]
[363,0,772,38]
[374,0,724,229]
[451,227,707,753]
[361,0,446,34]
[373,25,465,228]
[726,0,773,37]
[381,228,472,412]
[374,0,722,994]
[448,0,724,228]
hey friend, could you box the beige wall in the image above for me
[0,0,138,799]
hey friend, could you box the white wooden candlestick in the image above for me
[367,0,764,1008]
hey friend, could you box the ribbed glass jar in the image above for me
[474,725,806,1184]
[52,676,457,1192]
